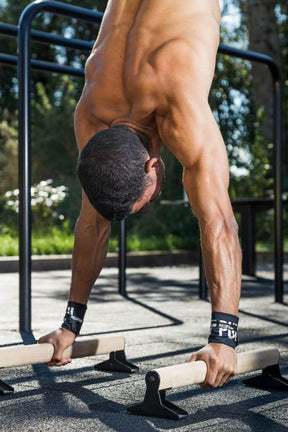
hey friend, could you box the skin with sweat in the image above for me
[39,0,242,388]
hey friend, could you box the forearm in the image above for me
[183,158,241,316]
[200,215,242,315]
[69,216,111,304]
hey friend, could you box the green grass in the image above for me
[0,235,18,256]
[256,238,288,252]
[0,232,75,256]
[0,228,287,256]
[0,229,196,256]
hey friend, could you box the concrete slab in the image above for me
[0,265,288,431]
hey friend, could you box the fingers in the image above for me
[190,344,237,389]
[47,356,72,367]
[38,336,46,344]
[38,328,76,367]
[202,371,234,388]
[48,346,72,367]
[201,359,235,388]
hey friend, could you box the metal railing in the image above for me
[216,45,283,303]
[0,53,84,75]
[0,22,93,51]
[0,2,126,332]
[0,0,283,332]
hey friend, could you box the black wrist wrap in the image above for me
[61,301,87,336]
[208,312,239,349]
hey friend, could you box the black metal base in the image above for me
[0,380,14,396]
[128,364,288,420]
[127,371,188,420]
[243,364,288,390]
[94,350,139,373]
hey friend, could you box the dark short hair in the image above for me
[77,125,152,221]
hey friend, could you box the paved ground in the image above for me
[0,263,288,431]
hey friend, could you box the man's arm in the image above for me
[156,54,242,386]
[38,193,111,366]
[69,193,111,305]
[182,110,242,388]
[39,105,111,366]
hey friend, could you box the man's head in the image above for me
[77,125,164,221]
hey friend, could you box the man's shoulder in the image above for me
[74,100,108,151]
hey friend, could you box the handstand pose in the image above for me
[40,0,242,388]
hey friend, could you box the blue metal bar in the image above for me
[0,53,84,76]
[18,0,103,332]
[0,22,94,51]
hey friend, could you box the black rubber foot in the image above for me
[0,380,14,396]
[94,350,139,373]
[127,371,188,420]
[243,364,288,391]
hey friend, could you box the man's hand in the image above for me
[189,343,237,388]
[38,328,76,366]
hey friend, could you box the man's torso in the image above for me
[76,0,221,150]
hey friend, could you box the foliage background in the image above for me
[0,0,287,254]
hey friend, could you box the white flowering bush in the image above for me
[4,179,68,231]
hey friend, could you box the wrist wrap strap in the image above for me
[61,301,87,336]
[208,312,239,349]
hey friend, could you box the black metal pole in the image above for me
[119,219,127,296]
[17,0,103,332]
[273,78,283,303]
[218,44,283,303]
[199,251,208,300]
[18,8,33,332]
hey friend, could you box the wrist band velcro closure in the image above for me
[61,301,87,336]
[208,312,239,349]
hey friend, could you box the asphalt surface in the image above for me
[0,263,288,431]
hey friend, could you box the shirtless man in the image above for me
[39,0,242,388]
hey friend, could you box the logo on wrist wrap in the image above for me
[208,312,239,349]
[61,301,87,336]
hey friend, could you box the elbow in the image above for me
[200,213,239,240]
[221,215,239,236]
[76,212,111,235]
[199,214,241,262]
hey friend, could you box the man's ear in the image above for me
[145,157,160,173]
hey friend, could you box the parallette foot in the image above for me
[0,379,14,396]
[95,350,139,373]
[128,371,188,420]
[243,364,288,391]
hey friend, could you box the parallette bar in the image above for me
[0,335,125,368]
[155,347,280,390]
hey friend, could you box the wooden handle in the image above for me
[154,347,280,390]
[0,335,125,368]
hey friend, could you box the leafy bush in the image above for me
[3,179,69,233]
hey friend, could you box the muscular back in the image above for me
[75,0,221,153]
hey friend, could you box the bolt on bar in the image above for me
[0,22,93,51]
